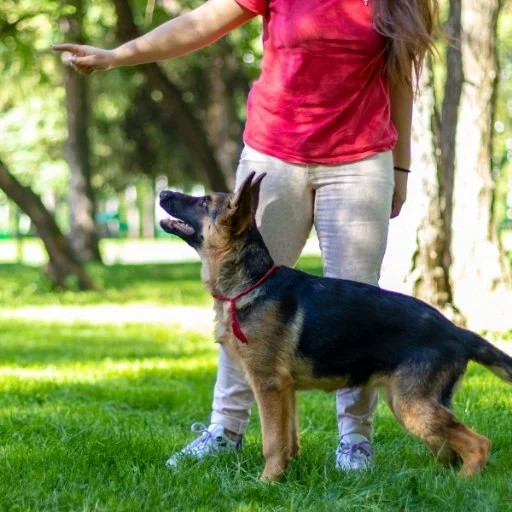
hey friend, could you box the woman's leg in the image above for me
[210,146,314,435]
[310,151,394,465]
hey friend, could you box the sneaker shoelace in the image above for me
[186,422,226,455]
[338,440,373,460]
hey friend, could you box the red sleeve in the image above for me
[235,0,267,16]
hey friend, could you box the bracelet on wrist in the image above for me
[393,166,411,173]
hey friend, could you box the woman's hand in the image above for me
[391,170,408,218]
[52,44,115,75]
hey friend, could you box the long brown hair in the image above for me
[373,0,440,89]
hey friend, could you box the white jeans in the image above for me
[211,145,395,438]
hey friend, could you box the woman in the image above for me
[54,0,438,471]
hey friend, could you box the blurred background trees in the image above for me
[0,0,261,288]
[0,0,511,322]
[401,0,511,325]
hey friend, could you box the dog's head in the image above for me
[159,171,266,253]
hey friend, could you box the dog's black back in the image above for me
[260,268,466,386]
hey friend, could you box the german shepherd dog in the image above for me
[160,172,512,481]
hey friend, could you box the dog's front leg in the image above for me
[252,376,293,481]
[288,391,300,458]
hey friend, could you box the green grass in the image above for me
[1,257,511,510]
[0,261,210,307]
[0,257,324,308]
[0,318,511,511]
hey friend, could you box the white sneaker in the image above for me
[335,433,374,471]
[166,423,242,469]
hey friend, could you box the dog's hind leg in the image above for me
[387,389,491,476]
[439,418,491,476]
[250,373,294,481]
[426,374,464,467]
[384,385,458,467]
[428,440,459,467]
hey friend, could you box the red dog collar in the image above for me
[212,265,277,344]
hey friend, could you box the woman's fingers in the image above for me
[390,193,404,218]
[52,43,86,56]
[74,55,95,67]
[67,55,94,75]
[71,60,95,75]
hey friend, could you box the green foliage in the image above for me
[0,2,68,195]
[0,0,263,221]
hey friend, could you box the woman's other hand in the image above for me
[390,170,408,218]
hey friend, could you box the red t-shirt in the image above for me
[235,0,397,164]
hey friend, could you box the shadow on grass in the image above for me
[0,360,222,510]
[0,319,215,365]
[0,362,218,418]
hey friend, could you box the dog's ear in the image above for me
[227,171,266,234]
[230,171,266,217]
[231,171,256,216]
[250,172,266,217]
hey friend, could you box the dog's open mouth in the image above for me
[160,216,195,236]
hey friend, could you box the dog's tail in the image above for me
[461,328,512,383]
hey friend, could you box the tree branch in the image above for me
[112,0,230,192]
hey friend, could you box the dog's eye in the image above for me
[200,197,210,209]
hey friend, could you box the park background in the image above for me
[0,0,511,510]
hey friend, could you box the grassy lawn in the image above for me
[0,261,210,307]
[0,256,324,308]
[1,257,511,510]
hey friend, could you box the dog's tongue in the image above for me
[161,217,176,229]
[161,217,195,235]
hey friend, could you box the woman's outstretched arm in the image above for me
[53,0,256,74]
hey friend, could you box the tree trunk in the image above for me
[407,0,464,322]
[393,61,459,324]
[437,0,463,299]
[112,0,230,192]
[409,65,451,302]
[60,0,102,262]
[0,158,95,290]
[205,40,244,190]
[450,0,511,329]
[384,0,510,330]
[141,177,156,238]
